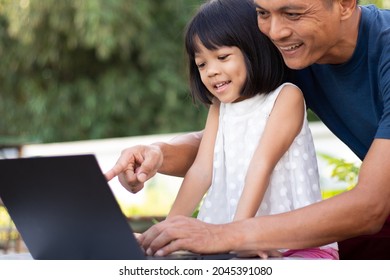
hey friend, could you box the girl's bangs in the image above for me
[186,16,235,57]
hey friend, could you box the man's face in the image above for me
[254,0,344,69]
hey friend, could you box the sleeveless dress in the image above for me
[196,83,338,254]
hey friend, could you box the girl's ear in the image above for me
[338,0,358,21]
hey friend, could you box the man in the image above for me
[105,0,390,259]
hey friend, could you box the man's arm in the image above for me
[234,139,390,252]
[105,131,203,193]
[156,131,203,177]
[140,139,390,256]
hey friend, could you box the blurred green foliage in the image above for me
[319,153,361,199]
[0,0,387,143]
[360,0,385,6]
[0,0,206,142]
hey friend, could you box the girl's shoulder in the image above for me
[267,82,304,105]
[275,82,303,95]
[271,83,305,113]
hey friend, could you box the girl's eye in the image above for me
[218,54,229,60]
[196,62,205,69]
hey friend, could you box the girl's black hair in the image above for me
[185,0,286,104]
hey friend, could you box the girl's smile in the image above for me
[213,81,231,93]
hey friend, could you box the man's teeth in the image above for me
[280,44,301,51]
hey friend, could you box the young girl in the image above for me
[167,0,338,259]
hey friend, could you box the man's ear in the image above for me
[338,0,358,20]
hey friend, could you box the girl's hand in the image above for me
[233,249,282,259]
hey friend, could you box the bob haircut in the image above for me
[185,0,286,105]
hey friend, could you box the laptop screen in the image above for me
[0,154,145,259]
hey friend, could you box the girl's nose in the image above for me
[206,63,220,77]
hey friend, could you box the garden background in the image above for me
[0,0,387,254]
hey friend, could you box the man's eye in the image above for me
[286,13,301,20]
[256,10,269,19]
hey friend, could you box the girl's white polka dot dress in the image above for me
[197,83,323,224]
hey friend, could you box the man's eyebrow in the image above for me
[254,3,306,12]
[254,3,264,10]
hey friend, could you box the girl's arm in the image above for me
[167,101,220,218]
[234,85,305,221]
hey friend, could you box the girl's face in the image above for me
[194,40,248,103]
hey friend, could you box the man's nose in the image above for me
[260,17,291,42]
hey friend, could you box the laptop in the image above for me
[0,154,236,260]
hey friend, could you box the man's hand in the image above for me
[138,215,283,259]
[139,216,230,256]
[105,145,163,193]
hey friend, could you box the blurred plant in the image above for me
[0,0,207,143]
[319,153,361,199]
[0,206,18,247]
[360,0,386,7]
[117,176,177,217]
